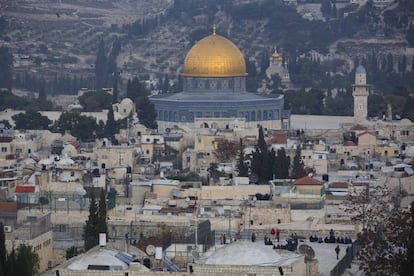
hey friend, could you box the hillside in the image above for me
[1,0,413,97]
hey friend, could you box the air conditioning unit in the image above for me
[4,226,12,233]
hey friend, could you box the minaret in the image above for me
[352,65,369,122]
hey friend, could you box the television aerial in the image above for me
[299,244,315,260]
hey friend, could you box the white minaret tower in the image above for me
[352,65,369,122]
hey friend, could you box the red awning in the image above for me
[15,186,35,193]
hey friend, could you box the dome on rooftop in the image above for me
[198,241,302,266]
[356,65,366,74]
[182,33,246,78]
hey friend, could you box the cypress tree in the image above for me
[15,244,39,276]
[104,104,116,140]
[412,56,414,72]
[95,40,107,89]
[275,148,290,179]
[236,138,249,177]
[97,189,107,237]
[0,223,6,276]
[112,75,119,103]
[387,53,394,73]
[251,126,274,183]
[6,249,16,276]
[137,96,158,129]
[84,191,99,251]
[291,145,306,179]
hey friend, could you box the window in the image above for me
[43,239,51,247]
[70,171,75,177]
[1,147,6,153]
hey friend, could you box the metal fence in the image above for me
[330,241,362,276]
[290,200,325,210]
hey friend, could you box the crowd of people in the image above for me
[309,229,352,244]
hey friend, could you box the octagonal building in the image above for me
[150,30,286,131]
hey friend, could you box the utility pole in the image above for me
[194,194,198,248]
[228,209,231,242]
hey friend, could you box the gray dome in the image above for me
[198,241,303,266]
[356,65,366,74]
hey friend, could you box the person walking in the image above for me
[276,228,280,242]
[335,245,340,260]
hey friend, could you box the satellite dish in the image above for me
[146,245,155,256]
[191,250,199,259]
[75,188,87,196]
[299,244,315,260]
[185,197,190,202]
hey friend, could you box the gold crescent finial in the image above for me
[213,24,216,35]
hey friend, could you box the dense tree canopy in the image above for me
[126,77,158,129]
[54,112,101,140]
[12,111,51,130]
[345,187,413,274]
[250,127,276,183]
[214,139,239,163]
[78,90,113,111]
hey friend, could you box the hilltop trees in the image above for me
[95,40,107,89]
[407,23,414,47]
[54,112,101,141]
[78,90,112,112]
[12,111,52,130]
[126,77,157,129]
[0,46,13,91]
[94,37,122,89]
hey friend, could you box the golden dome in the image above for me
[182,33,247,77]
[271,50,282,62]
